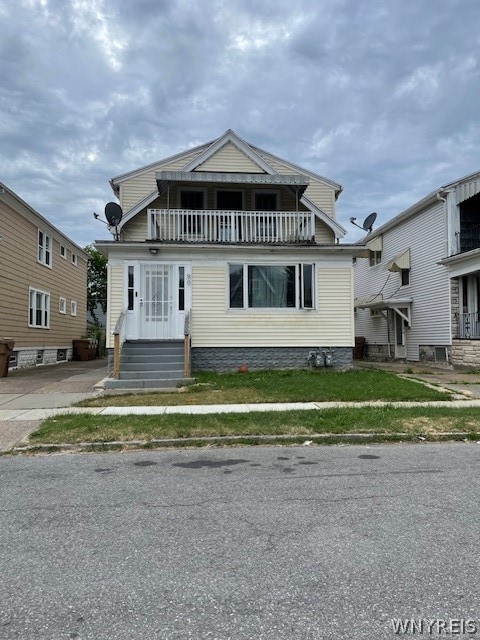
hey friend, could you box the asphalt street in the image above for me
[1,443,480,639]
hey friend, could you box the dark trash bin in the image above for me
[73,339,91,361]
[0,339,15,377]
[354,336,366,360]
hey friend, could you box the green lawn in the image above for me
[28,406,480,447]
[78,369,450,407]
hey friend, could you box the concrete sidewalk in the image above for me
[1,358,480,452]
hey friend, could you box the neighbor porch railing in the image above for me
[148,209,315,243]
[458,227,480,253]
[456,312,480,339]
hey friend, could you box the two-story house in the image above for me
[354,170,480,367]
[0,182,88,369]
[95,130,363,389]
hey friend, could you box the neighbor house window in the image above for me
[229,264,314,309]
[369,250,382,266]
[29,288,50,328]
[60,245,66,259]
[71,253,77,266]
[59,297,66,314]
[57,349,67,362]
[36,350,44,364]
[71,300,77,316]
[401,269,410,286]
[38,230,51,267]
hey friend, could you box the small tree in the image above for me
[84,245,107,327]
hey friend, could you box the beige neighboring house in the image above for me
[95,129,363,389]
[0,181,88,369]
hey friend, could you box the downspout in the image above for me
[436,189,454,347]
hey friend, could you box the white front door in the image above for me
[124,263,190,340]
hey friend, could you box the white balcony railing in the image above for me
[148,209,315,243]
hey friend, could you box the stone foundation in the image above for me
[418,345,451,366]
[451,340,480,368]
[12,347,73,370]
[363,344,390,361]
[191,346,353,372]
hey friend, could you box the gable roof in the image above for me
[359,169,480,243]
[110,129,342,197]
[0,181,87,256]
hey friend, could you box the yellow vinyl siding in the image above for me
[122,214,148,241]
[119,149,205,212]
[106,263,124,348]
[191,265,353,347]
[315,219,335,243]
[0,201,87,347]
[195,142,266,173]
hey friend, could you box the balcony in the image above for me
[148,209,315,244]
[459,226,480,253]
[456,312,480,339]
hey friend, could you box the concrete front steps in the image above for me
[104,340,194,390]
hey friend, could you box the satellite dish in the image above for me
[105,202,123,226]
[362,212,377,233]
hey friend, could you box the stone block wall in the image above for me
[451,340,480,368]
[191,346,353,372]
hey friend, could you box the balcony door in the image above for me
[216,190,243,242]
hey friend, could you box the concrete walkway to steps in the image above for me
[1,357,480,452]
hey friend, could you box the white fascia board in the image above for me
[118,189,159,231]
[301,195,347,238]
[181,129,276,174]
[109,140,214,194]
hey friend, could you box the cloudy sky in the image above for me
[1,0,479,247]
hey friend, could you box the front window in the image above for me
[229,264,314,309]
[38,230,51,267]
[29,288,50,328]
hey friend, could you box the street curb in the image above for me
[6,431,480,455]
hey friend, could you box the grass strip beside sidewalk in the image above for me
[29,406,480,446]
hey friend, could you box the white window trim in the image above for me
[70,300,77,316]
[227,263,315,311]
[29,287,50,329]
[60,245,66,259]
[59,297,67,314]
[37,229,52,268]
[71,252,77,266]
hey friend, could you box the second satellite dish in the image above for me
[105,202,123,226]
[362,212,377,233]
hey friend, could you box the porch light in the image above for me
[149,247,159,255]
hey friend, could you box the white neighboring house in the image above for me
[95,129,364,389]
[354,171,480,367]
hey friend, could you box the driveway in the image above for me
[0,359,107,450]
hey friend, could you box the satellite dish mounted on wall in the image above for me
[104,202,123,240]
[349,212,377,235]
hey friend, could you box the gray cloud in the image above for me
[1,0,479,246]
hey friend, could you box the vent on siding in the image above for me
[434,347,448,363]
